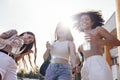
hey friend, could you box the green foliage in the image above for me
[17,67,41,79]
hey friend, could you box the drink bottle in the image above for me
[11,39,24,54]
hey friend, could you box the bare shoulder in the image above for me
[95,26,107,32]
[95,26,114,39]
[96,26,111,34]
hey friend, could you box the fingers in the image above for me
[46,41,51,49]
[9,39,21,47]
[84,33,91,42]
[72,66,80,74]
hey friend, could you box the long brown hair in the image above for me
[16,31,37,71]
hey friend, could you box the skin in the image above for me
[0,31,35,80]
[20,32,34,44]
[43,25,78,68]
[78,15,120,59]
[1,32,34,55]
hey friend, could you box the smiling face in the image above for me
[79,14,93,31]
[22,33,35,44]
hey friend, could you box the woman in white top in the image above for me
[0,29,37,80]
[44,22,78,80]
[73,10,120,80]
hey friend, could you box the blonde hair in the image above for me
[55,22,74,41]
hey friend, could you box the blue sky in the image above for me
[0,0,116,68]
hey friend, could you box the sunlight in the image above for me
[0,0,116,73]
[60,17,74,29]
[57,16,87,49]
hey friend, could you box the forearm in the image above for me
[70,53,78,68]
[15,50,32,62]
[0,38,8,45]
[0,29,17,45]
[0,29,17,39]
[98,38,120,46]
[15,54,26,61]
[110,38,120,46]
[69,41,78,67]
[43,49,50,61]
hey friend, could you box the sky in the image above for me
[0,0,116,68]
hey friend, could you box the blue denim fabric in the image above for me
[45,63,73,80]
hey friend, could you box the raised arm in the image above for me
[43,41,51,61]
[0,29,17,39]
[96,27,120,46]
[0,29,17,45]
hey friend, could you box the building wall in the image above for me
[104,12,116,32]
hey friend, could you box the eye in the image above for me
[28,36,34,43]
[28,36,32,39]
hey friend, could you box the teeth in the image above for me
[83,24,87,26]
[83,24,87,25]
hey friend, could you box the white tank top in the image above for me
[50,40,69,60]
